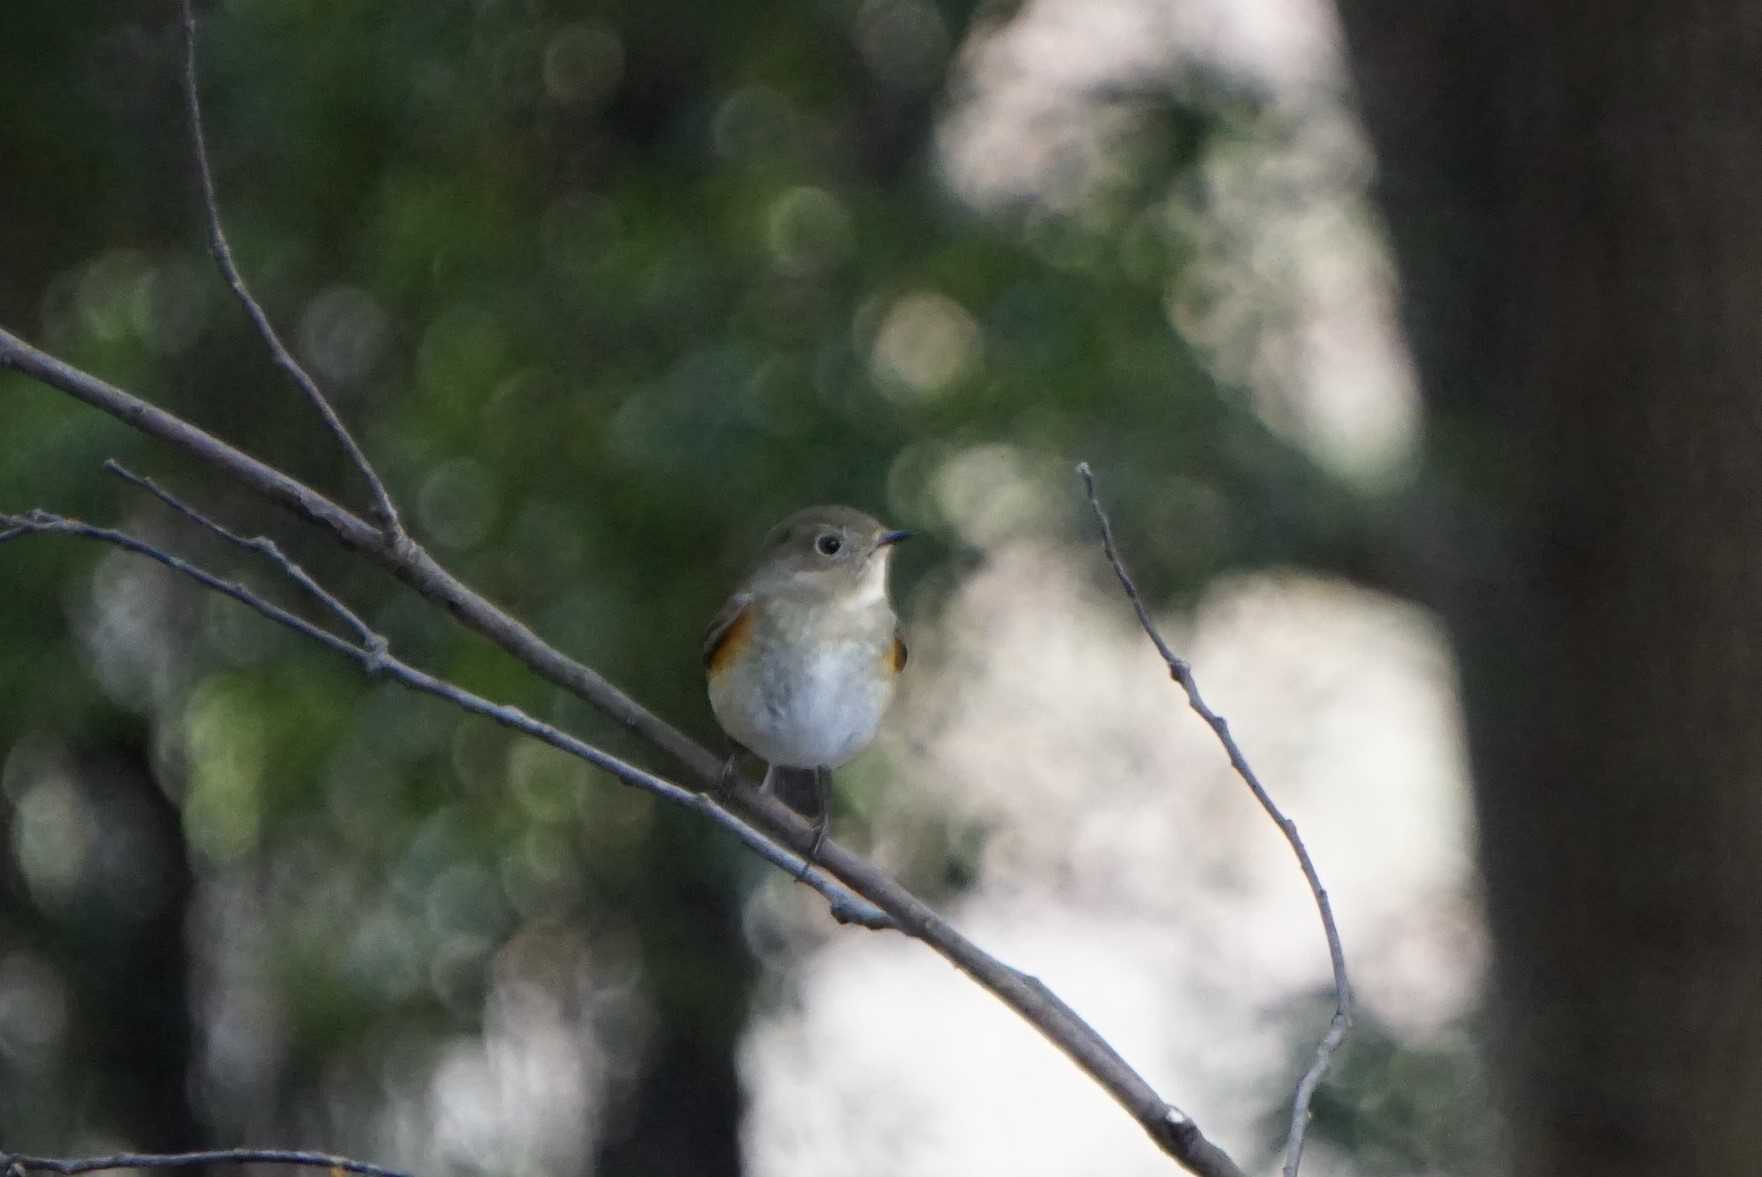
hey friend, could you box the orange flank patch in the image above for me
[888,634,908,674]
[704,601,756,674]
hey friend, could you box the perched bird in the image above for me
[704,505,910,852]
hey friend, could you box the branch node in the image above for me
[1149,1110,1201,1157]
[386,531,421,562]
[360,635,391,674]
[824,894,897,930]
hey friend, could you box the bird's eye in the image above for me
[815,533,843,556]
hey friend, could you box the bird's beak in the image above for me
[876,528,913,548]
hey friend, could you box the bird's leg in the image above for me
[807,765,831,860]
[714,745,746,797]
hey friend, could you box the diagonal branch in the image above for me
[1078,462,1353,1177]
[177,0,404,542]
[0,503,891,929]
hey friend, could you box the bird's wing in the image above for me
[703,592,755,671]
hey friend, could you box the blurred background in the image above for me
[0,1,1497,1174]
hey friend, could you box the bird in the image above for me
[704,505,910,854]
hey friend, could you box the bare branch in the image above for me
[178,0,404,541]
[0,506,891,929]
[0,17,1264,1157]
[4,1149,408,1177]
[0,317,1249,1176]
[1077,462,1354,1177]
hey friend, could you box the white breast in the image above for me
[775,643,893,766]
[710,631,895,769]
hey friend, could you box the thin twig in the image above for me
[1077,462,1353,1177]
[0,507,890,929]
[178,0,404,542]
[4,1150,408,1177]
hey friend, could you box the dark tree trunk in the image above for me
[79,741,204,1155]
[0,735,202,1154]
[1335,4,1762,1173]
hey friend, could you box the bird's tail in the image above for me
[763,765,825,822]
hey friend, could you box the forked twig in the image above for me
[104,458,377,648]
[1078,462,1353,1177]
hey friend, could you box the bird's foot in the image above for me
[714,750,741,797]
[807,808,829,863]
